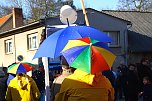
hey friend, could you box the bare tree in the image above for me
[117,0,152,11]
[0,5,12,17]
[24,0,56,20]
[9,0,23,8]
[0,0,24,17]
[0,0,75,21]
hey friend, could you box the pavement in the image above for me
[116,98,142,101]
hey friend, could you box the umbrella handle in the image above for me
[66,18,70,26]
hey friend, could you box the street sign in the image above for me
[17,55,24,61]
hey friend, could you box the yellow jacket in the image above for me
[55,69,114,101]
[6,75,40,101]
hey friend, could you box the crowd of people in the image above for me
[0,57,152,101]
[113,58,152,101]
[50,57,152,101]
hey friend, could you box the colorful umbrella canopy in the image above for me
[33,26,113,59]
[7,62,34,74]
[61,37,116,74]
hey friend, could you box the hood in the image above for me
[16,74,32,89]
[68,69,102,86]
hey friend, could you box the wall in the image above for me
[0,35,15,67]
[0,27,44,67]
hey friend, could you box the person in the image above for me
[126,64,139,101]
[51,56,75,101]
[0,69,5,78]
[137,58,152,92]
[32,69,45,101]
[117,62,128,100]
[149,58,152,71]
[0,76,7,101]
[102,69,116,87]
[139,76,152,101]
[0,67,8,101]
[102,67,118,101]
[6,73,40,101]
[54,69,114,101]
[2,67,7,76]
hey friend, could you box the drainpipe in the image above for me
[14,34,16,63]
[124,23,132,66]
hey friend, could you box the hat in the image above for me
[61,56,69,66]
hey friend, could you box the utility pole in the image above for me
[80,0,90,26]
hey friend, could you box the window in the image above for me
[27,33,38,50]
[104,31,120,47]
[5,39,13,54]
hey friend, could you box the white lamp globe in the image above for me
[60,5,77,25]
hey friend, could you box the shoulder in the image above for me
[28,76,37,85]
[53,75,66,84]
[99,75,113,88]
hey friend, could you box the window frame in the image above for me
[5,39,13,54]
[104,31,120,47]
[27,32,38,50]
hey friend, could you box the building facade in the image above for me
[1,8,151,69]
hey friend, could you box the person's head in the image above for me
[2,67,7,75]
[128,64,136,71]
[143,76,151,85]
[61,56,69,67]
[120,61,126,68]
[17,73,26,80]
[17,73,29,88]
[141,58,149,66]
[149,59,152,67]
[61,56,76,74]
[62,65,76,74]
[39,66,45,73]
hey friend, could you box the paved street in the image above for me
[117,98,142,101]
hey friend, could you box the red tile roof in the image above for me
[0,13,12,26]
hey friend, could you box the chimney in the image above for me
[12,8,23,28]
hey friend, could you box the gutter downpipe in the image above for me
[124,23,132,66]
[14,34,16,63]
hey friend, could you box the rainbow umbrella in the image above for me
[61,37,116,74]
[7,62,34,74]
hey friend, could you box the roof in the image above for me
[0,14,12,27]
[102,10,152,52]
[102,10,152,37]
[78,8,131,25]
[0,20,43,38]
